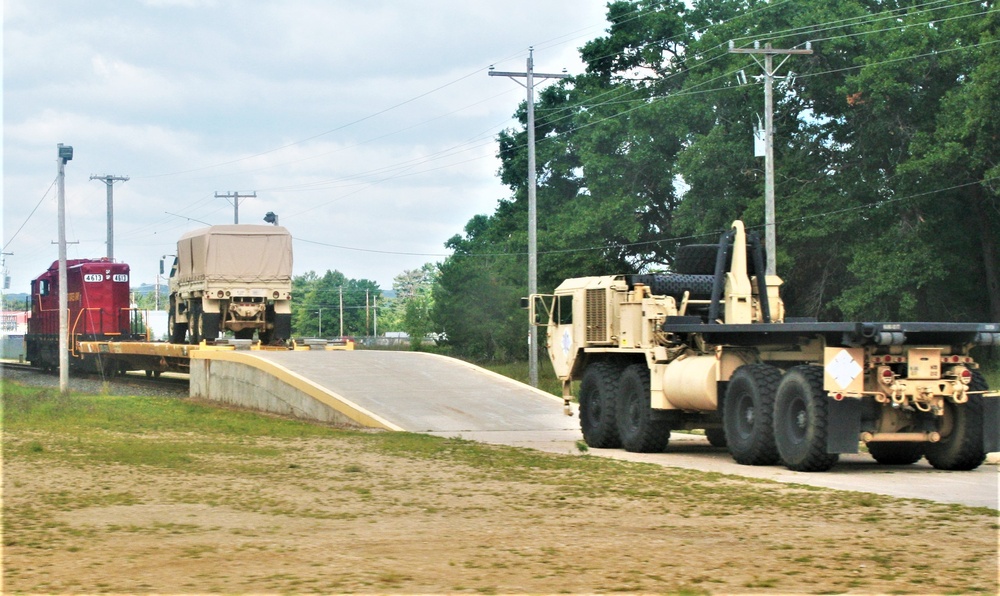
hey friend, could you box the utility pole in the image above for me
[729,41,812,276]
[490,48,568,388]
[89,174,129,260]
[57,144,73,394]
[215,191,256,224]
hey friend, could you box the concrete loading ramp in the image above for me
[190,350,579,440]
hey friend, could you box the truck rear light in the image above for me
[273,291,280,298]
[959,368,972,385]
[879,367,894,385]
[217,290,225,298]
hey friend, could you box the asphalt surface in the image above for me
[250,350,999,510]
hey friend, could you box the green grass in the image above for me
[478,358,564,397]
[4,380,998,595]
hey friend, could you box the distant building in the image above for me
[1,311,29,360]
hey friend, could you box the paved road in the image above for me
[254,350,999,509]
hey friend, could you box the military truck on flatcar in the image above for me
[168,225,293,344]
[530,221,999,471]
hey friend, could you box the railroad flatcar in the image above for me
[25,258,142,373]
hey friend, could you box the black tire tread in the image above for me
[579,361,623,449]
[867,441,924,466]
[723,363,782,466]
[616,364,671,453]
[924,371,987,471]
[674,244,719,275]
[774,365,839,472]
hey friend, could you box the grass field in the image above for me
[2,380,998,594]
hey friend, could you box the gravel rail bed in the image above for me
[1,363,189,398]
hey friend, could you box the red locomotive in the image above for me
[26,258,141,372]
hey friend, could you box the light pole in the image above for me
[316,308,324,337]
[56,144,73,394]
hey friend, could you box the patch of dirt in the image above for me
[3,436,998,594]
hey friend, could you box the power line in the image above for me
[3,176,57,253]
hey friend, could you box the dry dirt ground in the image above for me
[3,428,999,595]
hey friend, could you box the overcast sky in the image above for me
[2,0,612,294]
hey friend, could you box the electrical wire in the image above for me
[3,176,57,253]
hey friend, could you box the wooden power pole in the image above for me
[729,41,812,276]
[489,48,568,388]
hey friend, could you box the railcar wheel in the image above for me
[615,364,670,453]
[867,441,924,465]
[723,363,782,465]
[774,365,839,472]
[925,371,987,471]
[579,360,623,448]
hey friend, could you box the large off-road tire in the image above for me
[674,244,766,276]
[199,312,221,342]
[187,302,203,344]
[924,371,988,471]
[674,244,719,275]
[579,361,623,449]
[272,312,292,343]
[723,363,782,465]
[867,441,924,466]
[774,365,839,472]
[705,427,728,448]
[168,306,187,344]
[615,364,671,453]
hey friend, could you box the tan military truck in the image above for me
[168,225,293,344]
[530,220,999,471]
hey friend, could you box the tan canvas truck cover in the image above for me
[175,225,292,286]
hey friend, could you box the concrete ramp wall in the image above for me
[189,350,575,436]
[189,351,402,430]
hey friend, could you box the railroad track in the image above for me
[2,361,189,395]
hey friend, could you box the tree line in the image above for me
[425,0,1000,362]
[294,1,998,362]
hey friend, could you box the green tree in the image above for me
[432,0,999,361]
[291,270,381,337]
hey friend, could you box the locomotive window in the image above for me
[37,280,49,296]
[557,295,573,325]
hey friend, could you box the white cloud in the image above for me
[3,0,611,293]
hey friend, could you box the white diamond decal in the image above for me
[828,349,863,390]
[561,329,573,357]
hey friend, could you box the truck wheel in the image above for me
[188,302,203,344]
[867,441,924,465]
[674,244,718,275]
[925,371,987,471]
[579,361,623,448]
[705,427,727,448]
[199,312,221,342]
[272,312,292,343]
[168,309,187,344]
[616,364,670,453]
[774,365,839,472]
[723,363,782,465]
